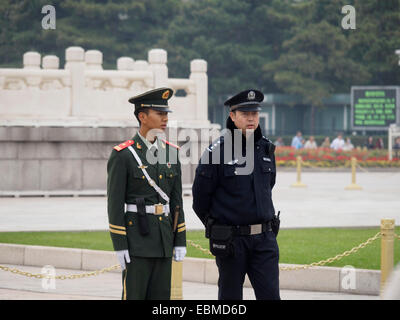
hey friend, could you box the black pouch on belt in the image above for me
[271,211,280,237]
[209,225,234,258]
[136,198,150,236]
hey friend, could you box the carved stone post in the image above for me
[65,46,85,117]
[190,59,208,122]
[148,49,168,88]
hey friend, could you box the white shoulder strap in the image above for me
[127,146,170,203]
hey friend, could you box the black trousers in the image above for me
[215,230,280,300]
[121,256,172,300]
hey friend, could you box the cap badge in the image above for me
[248,91,255,100]
[162,90,170,99]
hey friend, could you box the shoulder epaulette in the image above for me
[262,136,272,143]
[113,140,134,151]
[207,136,224,152]
[162,139,180,150]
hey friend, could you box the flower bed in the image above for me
[275,147,400,168]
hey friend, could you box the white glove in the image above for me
[173,246,187,262]
[116,250,131,270]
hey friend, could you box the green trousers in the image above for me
[121,256,172,300]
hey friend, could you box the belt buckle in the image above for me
[250,224,262,235]
[154,203,163,215]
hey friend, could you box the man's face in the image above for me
[139,109,168,131]
[230,110,259,133]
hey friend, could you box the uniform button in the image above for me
[142,176,145,179]
[159,175,163,179]
[170,174,173,177]
[234,171,237,175]
[128,221,133,226]
[159,217,162,221]
[257,146,260,149]
[269,168,271,171]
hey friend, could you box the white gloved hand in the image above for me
[173,246,187,262]
[116,250,131,270]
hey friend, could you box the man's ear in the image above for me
[138,111,147,124]
[229,111,236,122]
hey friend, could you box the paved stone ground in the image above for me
[0,264,379,300]
[1,171,399,232]
[1,171,398,300]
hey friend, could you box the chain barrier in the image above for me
[1,231,398,279]
[187,239,212,256]
[297,157,370,173]
[0,264,120,280]
[188,232,383,272]
[279,231,381,271]
[299,158,347,171]
[356,164,370,173]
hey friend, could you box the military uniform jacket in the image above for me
[192,120,276,226]
[107,133,186,258]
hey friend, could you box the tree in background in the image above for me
[0,0,399,116]
[262,0,372,134]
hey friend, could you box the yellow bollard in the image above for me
[170,260,183,300]
[380,219,395,295]
[345,157,362,190]
[291,156,307,187]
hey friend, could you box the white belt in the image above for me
[126,203,170,216]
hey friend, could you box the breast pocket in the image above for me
[261,156,275,173]
[262,163,275,174]
[160,166,177,194]
[131,166,146,180]
[223,163,253,193]
[223,164,238,178]
[261,159,276,189]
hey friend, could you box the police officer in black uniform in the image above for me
[192,89,280,300]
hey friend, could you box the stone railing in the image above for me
[0,46,209,127]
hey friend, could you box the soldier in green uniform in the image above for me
[107,88,186,300]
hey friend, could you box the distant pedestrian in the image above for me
[274,137,284,147]
[342,138,354,151]
[375,138,384,149]
[304,136,317,149]
[291,131,302,149]
[330,134,345,150]
[394,137,400,158]
[365,136,375,150]
[321,137,331,149]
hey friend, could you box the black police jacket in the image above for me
[192,117,276,226]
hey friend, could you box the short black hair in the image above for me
[135,108,150,126]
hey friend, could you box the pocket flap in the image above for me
[164,167,177,178]
[223,165,236,177]
[262,164,276,173]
